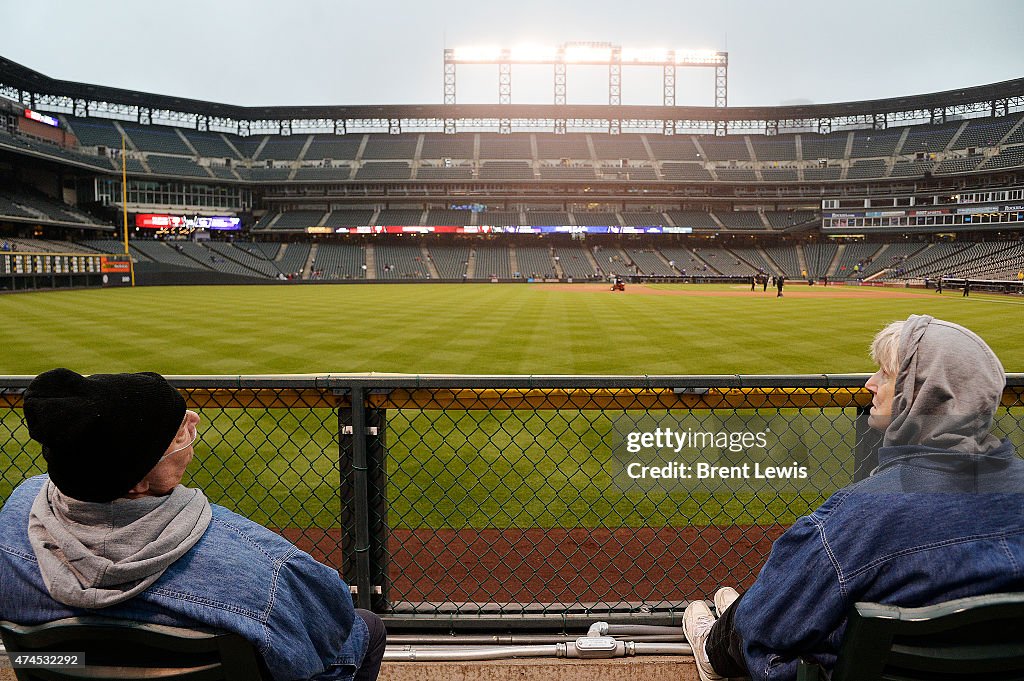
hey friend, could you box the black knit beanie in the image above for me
[24,368,187,503]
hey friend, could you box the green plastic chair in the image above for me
[0,616,272,681]
[797,592,1024,681]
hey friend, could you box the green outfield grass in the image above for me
[0,283,1022,374]
[2,283,1022,530]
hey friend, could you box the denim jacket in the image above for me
[0,475,368,681]
[733,440,1024,681]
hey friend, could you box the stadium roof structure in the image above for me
[1,55,1023,136]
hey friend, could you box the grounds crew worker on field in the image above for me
[683,315,1024,681]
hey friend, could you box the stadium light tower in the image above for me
[443,42,728,133]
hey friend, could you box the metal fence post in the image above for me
[339,385,373,610]
[365,404,391,613]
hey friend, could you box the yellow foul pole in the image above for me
[121,134,135,286]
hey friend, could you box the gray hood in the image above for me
[885,314,1005,453]
[28,480,212,608]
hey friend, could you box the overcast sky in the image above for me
[2,0,1022,109]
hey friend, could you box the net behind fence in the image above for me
[2,375,1022,628]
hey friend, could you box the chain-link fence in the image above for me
[2,375,1023,629]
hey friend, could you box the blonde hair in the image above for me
[870,321,903,376]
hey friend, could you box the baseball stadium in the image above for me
[1,24,1023,681]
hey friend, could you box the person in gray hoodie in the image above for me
[0,369,386,681]
[682,314,1024,681]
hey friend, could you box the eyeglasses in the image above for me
[160,411,199,462]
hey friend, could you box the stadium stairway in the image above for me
[654,248,675,272]
[363,243,376,278]
[796,245,808,277]
[420,244,440,279]
[304,242,318,279]
[380,657,700,681]
[757,246,785,275]
[826,245,844,278]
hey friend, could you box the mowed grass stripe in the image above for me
[2,284,1022,530]
[2,284,1021,374]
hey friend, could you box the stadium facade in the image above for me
[0,55,1022,289]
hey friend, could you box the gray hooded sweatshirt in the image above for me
[886,314,1006,453]
[27,480,212,608]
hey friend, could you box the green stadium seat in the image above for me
[0,616,272,680]
[796,593,1024,681]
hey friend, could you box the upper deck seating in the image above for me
[847,159,888,179]
[666,211,719,230]
[478,135,532,159]
[850,130,903,158]
[121,124,191,155]
[661,163,712,181]
[801,133,848,160]
[716,211,766,230]
[186,131,241,159]
[362,135,419,160]
[761,167,799,182]
[254,137,307,161]
[376,209,424,225]
[524,211,570,226]
[303,135,363,160]
[420,134,474,159]
[479,161,533,180]
[763,211,816,230]
[573,212,620,226]
[293,166,354,181]
[646,136,702,161]
[590,135,649,161]
[324,210,375,227]
[620,211,665,227]
[425,209,472,226]
[900,123,960,154]
[535,135,591,159]
[146,156,210,178]
[714,168,758,182]
[538,166,597,180]
[354,162,412,180]
[749,138,797,161]
[955,114,1023,149]
[698,136,751,161]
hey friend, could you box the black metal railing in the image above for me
[2,374,1022,630]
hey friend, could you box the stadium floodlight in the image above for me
[510,44,558,62]
[451,46,502,63]
[442,41,729,125]
[563,45,613,63]
[621,48,670,64]
[675,49,725,64]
